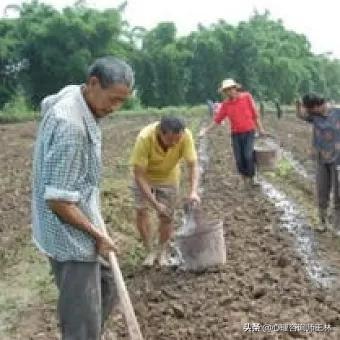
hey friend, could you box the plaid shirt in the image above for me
[32,85,105,261]
[304,108,340,164]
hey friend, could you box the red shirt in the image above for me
[213,92,258,134]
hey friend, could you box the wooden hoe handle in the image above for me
[108,252,144,340]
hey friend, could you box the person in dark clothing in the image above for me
[274,100,282,119]
[296,93,340,234]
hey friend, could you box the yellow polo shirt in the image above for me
[130,122,197,185]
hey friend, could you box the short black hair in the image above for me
[302,93,326,109]
[87,56,134,89]
[159,116,185,134]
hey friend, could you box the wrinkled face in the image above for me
[159,130,183,148]
[85,77,131,118]
[223,86,238,99]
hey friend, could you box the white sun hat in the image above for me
[219,78,240,92]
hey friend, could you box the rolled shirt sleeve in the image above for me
[43,122,85,203]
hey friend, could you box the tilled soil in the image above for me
[262,111,340,302]
[262,113,315,175]
[113,126,340,339]
[0,122,36,261]
[1,116,340,339]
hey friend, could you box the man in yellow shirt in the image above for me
[130,116,200,266]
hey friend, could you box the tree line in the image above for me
[1,0,340,111]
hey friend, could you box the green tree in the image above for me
[15,1,130,106]
[0,18,22,106]
[2,4,340,111]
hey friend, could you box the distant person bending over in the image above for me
[130,116,200,266]
[199,78,266,188]
[296,93,340,233]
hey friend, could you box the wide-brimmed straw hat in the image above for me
[218,78,240,92]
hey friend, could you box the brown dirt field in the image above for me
[263,112,315,175]
[1,113,340,339]
[263,112,340,288]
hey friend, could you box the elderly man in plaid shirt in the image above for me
[32,56,134,339]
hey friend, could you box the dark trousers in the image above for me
[49,259,118,340]
[231,130,255,177]
[316,156,340,228]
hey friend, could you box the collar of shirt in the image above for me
[152,123,167,154]
[78,84,101,145]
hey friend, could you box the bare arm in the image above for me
[133,165,172,216]
[187,160,200,201]
[199,121,218,137]
[249,95,265,134]
[133,165,158,208]
[48,200,116,255]
[48,200,102,239]
[255,115,265,135]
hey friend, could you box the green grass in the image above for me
[274,157,294,178]
[0,96,297,124]
[0,243,56,337]
[0,102,207,124]
[0,94,37,123]
[263,156,319,227]
[0,110,37,123]
[111,105,207,122]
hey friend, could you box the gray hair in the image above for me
[160,116,185,134]
[87,56,134,90]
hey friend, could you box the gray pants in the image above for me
[49,259,118,340]
[316,157,340,228]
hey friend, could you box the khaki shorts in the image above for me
[131,183,178,218]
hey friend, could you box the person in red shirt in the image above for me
[200,78,265,187]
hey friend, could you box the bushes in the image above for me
[120,92,142,111]
[0,93,36,123]
[113,104,206,120]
